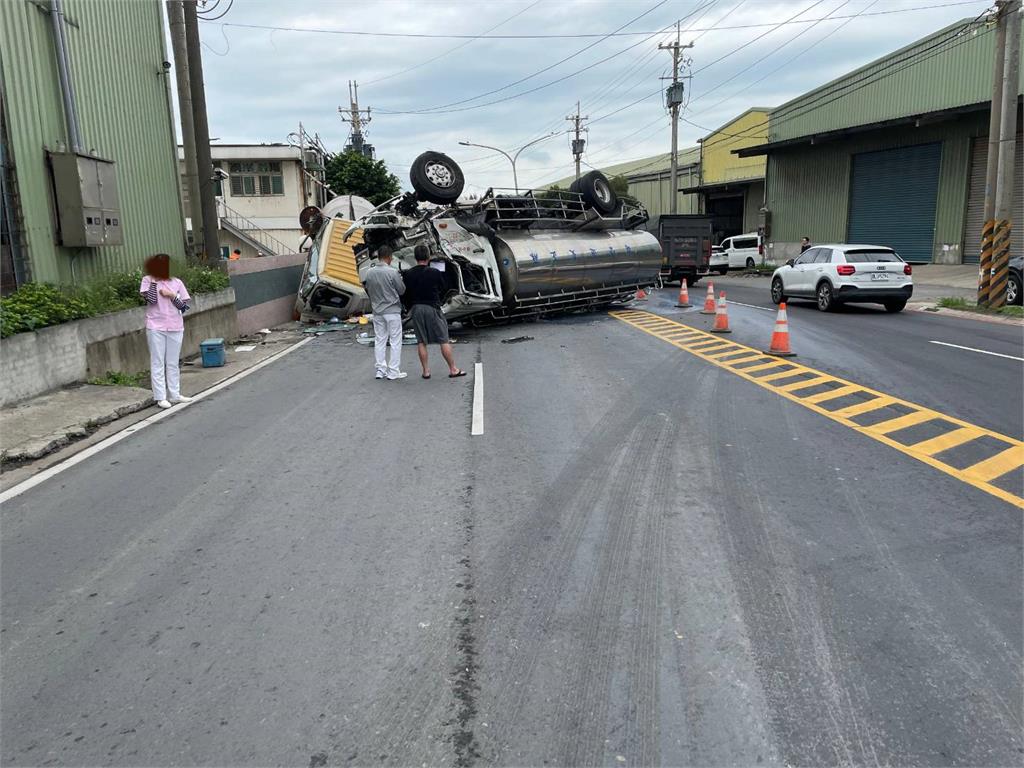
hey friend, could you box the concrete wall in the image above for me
[0,289,237,407]
[227,253,306,335]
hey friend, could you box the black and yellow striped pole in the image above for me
[979,219,994,306]
[989,0,1021,308]
[988,219,1012,308]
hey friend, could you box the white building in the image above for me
[177,143,328,258]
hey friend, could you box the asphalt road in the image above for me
[2,294,1022,767]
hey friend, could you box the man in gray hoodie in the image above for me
[363,246,407,380]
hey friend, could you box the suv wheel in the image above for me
[1007,272,1022,305]
[816,281,835,311]
[884,299,907,313]
[771,276,787,305]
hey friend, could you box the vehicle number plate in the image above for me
[871,273,890,281]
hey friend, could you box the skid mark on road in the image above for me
[612,310,1024,509]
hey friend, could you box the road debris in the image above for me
[501,336,534,344]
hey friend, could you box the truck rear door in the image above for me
[658,217,711,277]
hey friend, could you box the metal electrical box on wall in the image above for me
[49,152,123,247]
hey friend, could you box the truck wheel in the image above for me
[573,170,618,215]
[410,151,465,204]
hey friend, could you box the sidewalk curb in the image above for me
[908,303,1024,327]
[1,394,153,464]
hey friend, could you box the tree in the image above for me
[609,175,630,198]
[324,151,401,206]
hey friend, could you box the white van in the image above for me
[720,232,762,269]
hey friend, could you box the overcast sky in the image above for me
[179,0,990,193]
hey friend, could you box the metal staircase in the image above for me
[216,199,292,257]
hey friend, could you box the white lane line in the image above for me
[471,362,484,436]
[929,340,1024,362]
[0,337,315,506]
[727,300,775,312]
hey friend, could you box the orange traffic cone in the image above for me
[635,288,648,301]
[766,302,796,356]
[711,291,731,333]
[700,282,716,314]
[676,279,692,308]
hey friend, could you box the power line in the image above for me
[376,0,672,115]
[207,2,988,38]
[691,0,829,75]
[688,0,876,117]
[362,0,543,86]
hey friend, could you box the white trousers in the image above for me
[372,313,403,378]
[147,329,184,401]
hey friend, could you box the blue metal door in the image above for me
[847,143,941,264]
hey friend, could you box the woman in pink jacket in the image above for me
[140,254,192,409]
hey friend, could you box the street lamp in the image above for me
[459,132,560,194]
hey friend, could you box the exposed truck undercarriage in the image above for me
[296,152,663,325]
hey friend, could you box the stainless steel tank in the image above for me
[493,229,662,300]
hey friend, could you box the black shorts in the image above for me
[409,304,449,344]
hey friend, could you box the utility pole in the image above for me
[340,81,374,158]
[567,101,588,182]
[182,0,219,263]
[166,1,202,260]
[660,23,693,214]
[989,0,1021,308]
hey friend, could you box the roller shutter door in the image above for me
[963,132,1023,264]
[847,143,941,263]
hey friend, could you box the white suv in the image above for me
[770,244,913,312]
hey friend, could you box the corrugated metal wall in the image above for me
[771,20,1022,143]
[628,165,700,220]
[0,0,185,286]
[766,114,987,262]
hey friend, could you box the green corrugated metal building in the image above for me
[1,0,185,290]
[549,148,702,220]
[739,17,1024,264]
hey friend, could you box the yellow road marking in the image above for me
[757,368,804,382]
[612,310,1024,508]
[831,397,895,419]
[963,445,1024,483]
[909,427,985,457]
[778,376,834,393]
[740,361,789,373]
[802,384,862,404]
[864,410,936,435]
[705,347,745,358]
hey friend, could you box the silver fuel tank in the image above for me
[493,229,662,301]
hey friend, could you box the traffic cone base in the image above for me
[676,278,692,308]
[766,302,796,356]
[711,291,731,333]
[636,288,648,301]
[700,282,716,314]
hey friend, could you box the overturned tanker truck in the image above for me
[296,151,662,325]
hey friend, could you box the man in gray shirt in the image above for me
[363,245,407,380]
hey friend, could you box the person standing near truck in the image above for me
[363,245,407,381]
[801,237,812,253]
[402,245,466,380]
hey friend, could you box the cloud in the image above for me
[172,0,988,192]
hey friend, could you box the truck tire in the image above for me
[410,151,465,204]
[572,170,618,215]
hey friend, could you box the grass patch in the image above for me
[936,296,1023,317]
[87,370,148,388]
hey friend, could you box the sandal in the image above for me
[449,369,467,378]
[422,373,431,379]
